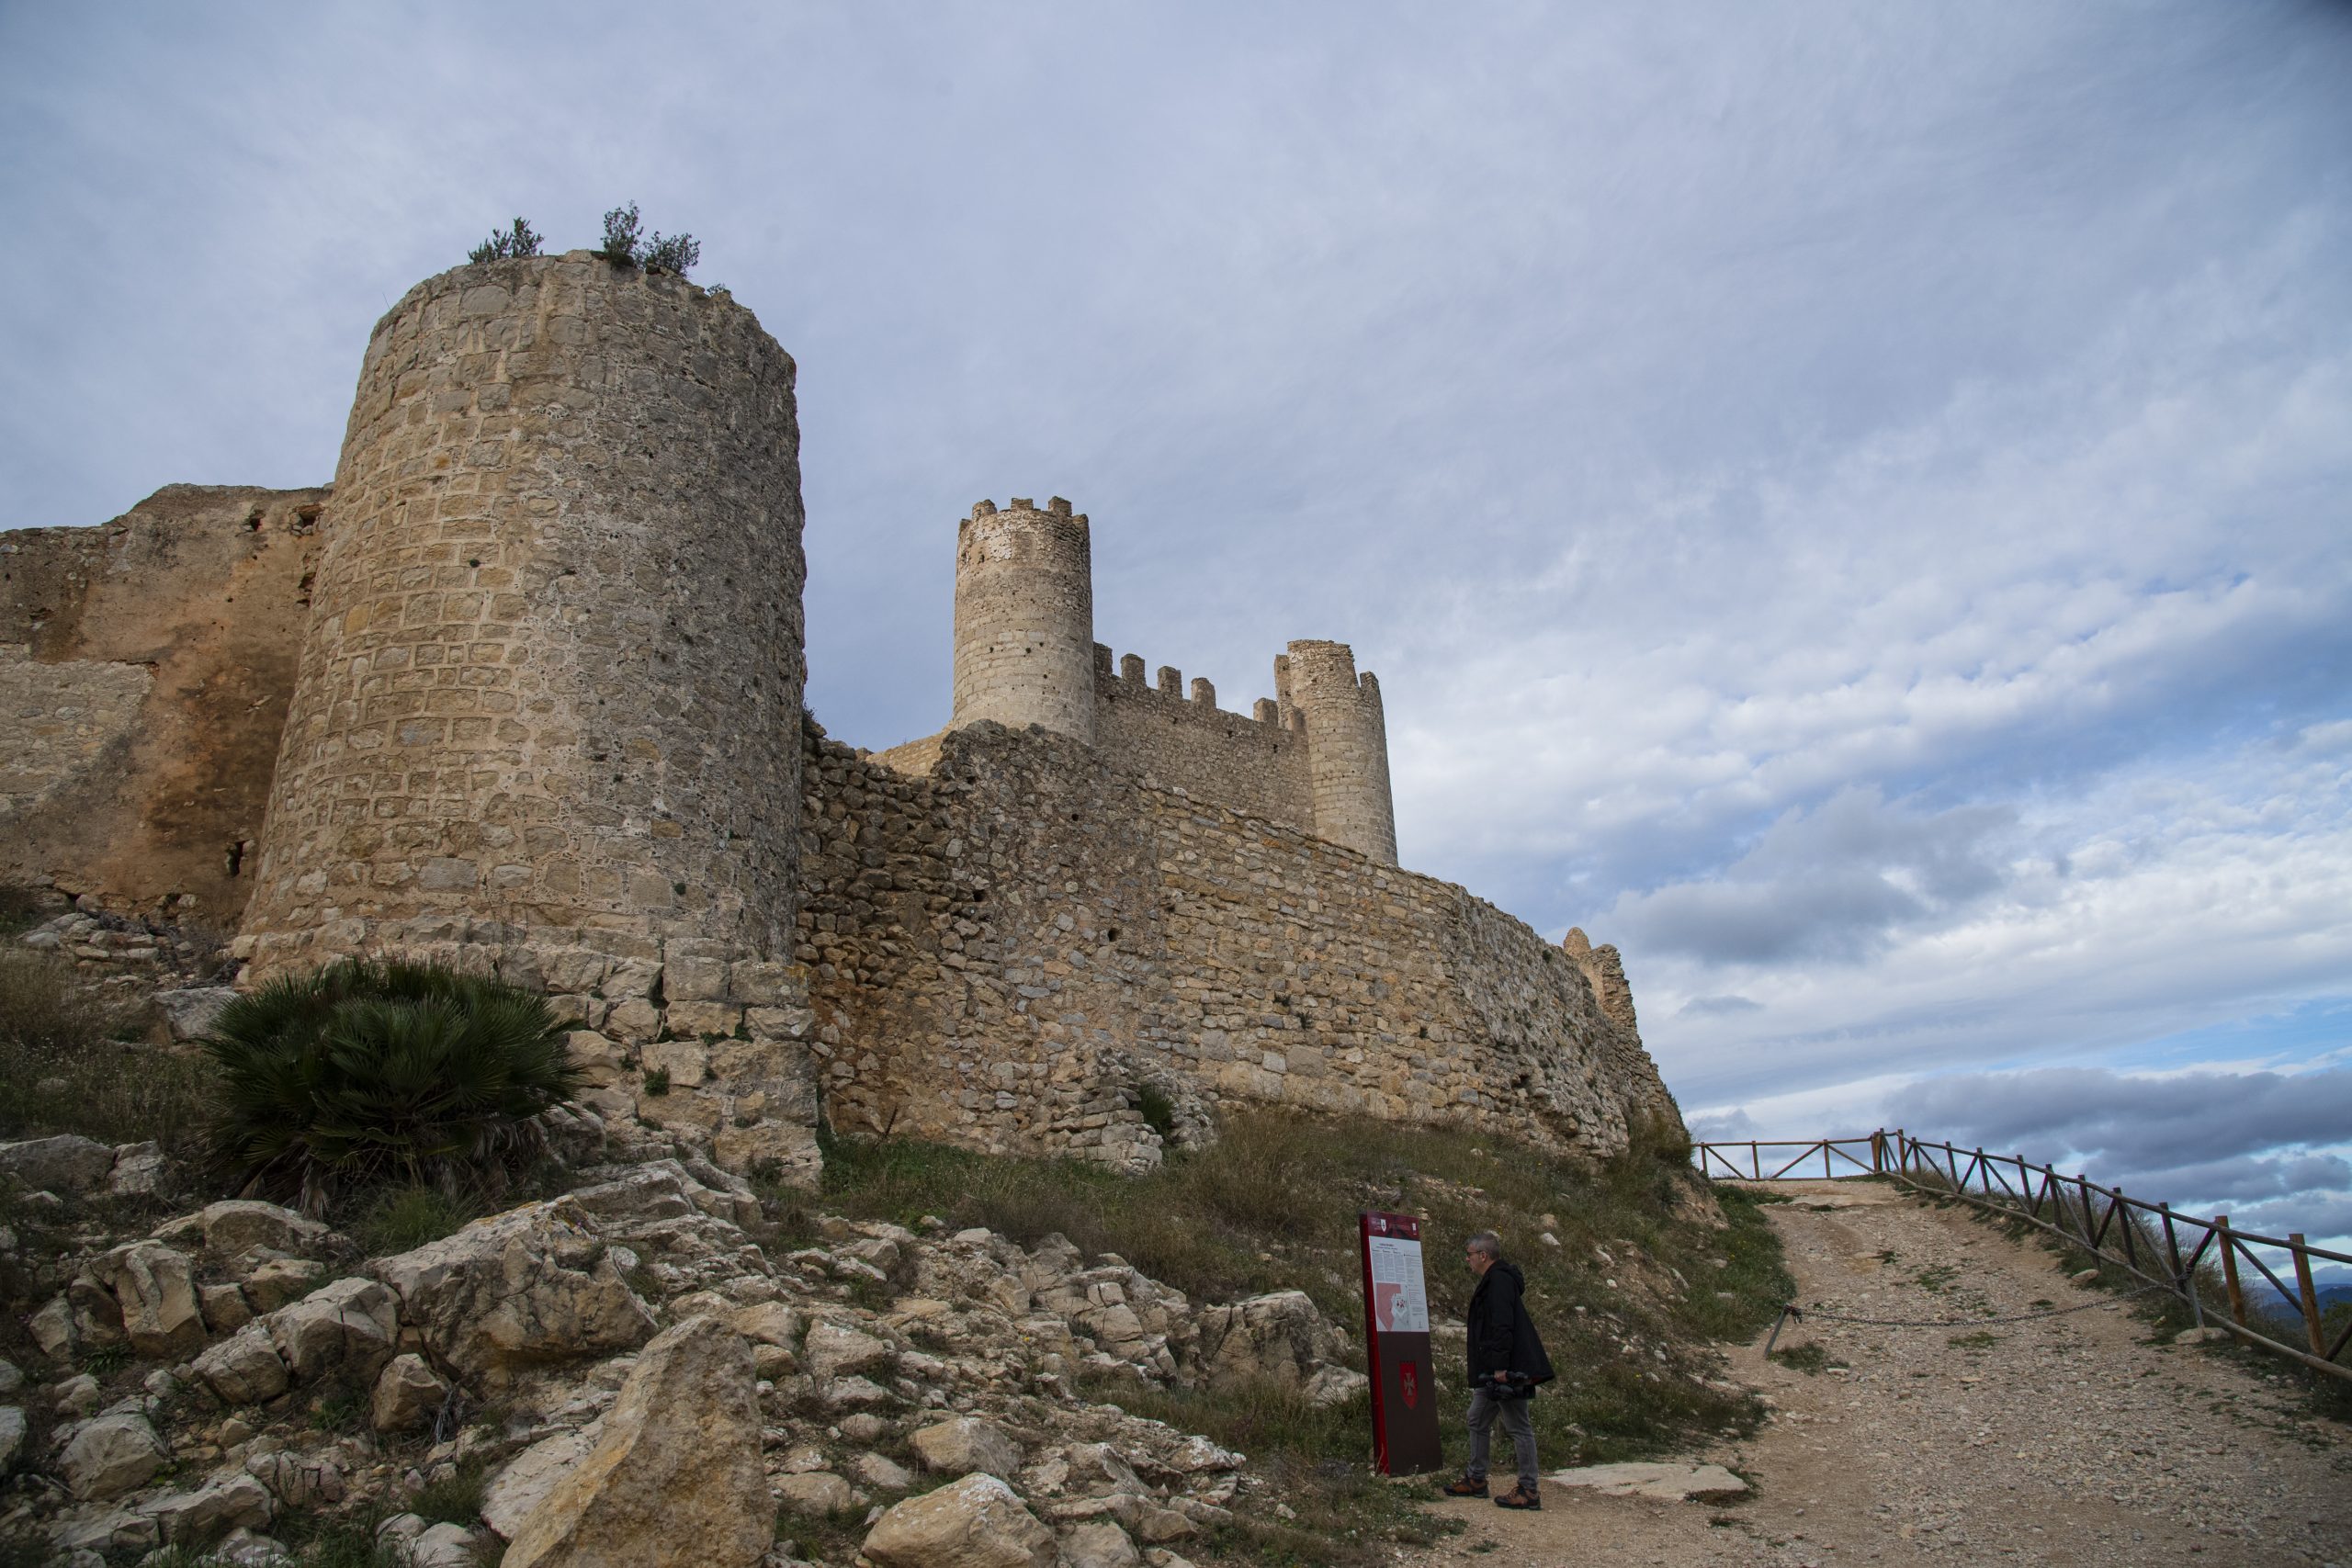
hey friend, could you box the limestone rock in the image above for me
[1062,1520,1143,1568]
[1193,1291,1340,1387]
[910,1416,1024,1479]
[29,1295,75,1359]
[372,1198,655,1383]
[265,1276,399,1383]
[158,1200,334,1258]
[775,1471,855,1514]
[852,1450,919,1492]
[153,987,237,1040]
[730,1301,801,1348]
[372,1353,451,1432]
[1303,1364,1370,1406]
[1545,1461,1750,1502]
[201,1282,254,1334]
[863,1473,1058,1568]
[482,1427,598,1540]
[0,1134,116,1191]
[107,1141,167,1197]
[0,1404,24,1472]
[193,1324,290,1405]
[500,1316,768,1568]
[243,1257,329,1314]
[141,1474,275,1540]
[62,1412,167,1500]
[409,1522,482,1567]
[87,1240,206,1359]
[804,1320,894,1382]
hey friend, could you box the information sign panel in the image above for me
[1358,1211,1443,1474]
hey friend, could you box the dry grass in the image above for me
[0,949,213,1155]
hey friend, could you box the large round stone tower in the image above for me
[1278,638,1398,864]
[242,254,807,975]
[949,497,1096,741]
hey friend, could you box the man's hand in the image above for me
[1491,1371,1508,1383]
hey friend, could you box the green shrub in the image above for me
[468,216,543,264]
[201,959,580,1213]
[598,200,699,276]
[354,1182,481,1256]
[1136,1082,1176,1139]
[0,950,211,1152]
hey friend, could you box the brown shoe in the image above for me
[1494,1486,1542,1510]
[1442,1474,1488,1497]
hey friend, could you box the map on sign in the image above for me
[1366,1234,1429,1333]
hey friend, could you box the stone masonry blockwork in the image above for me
[241,254,807,974]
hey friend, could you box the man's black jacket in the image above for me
[1465,1258,1555,1387]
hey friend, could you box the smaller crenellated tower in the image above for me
[951,498,1097,741]
[1277,638,1398,864]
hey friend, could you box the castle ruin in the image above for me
[2,252,1678,1179]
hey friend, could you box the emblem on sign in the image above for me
[1400,1360,1419,1408]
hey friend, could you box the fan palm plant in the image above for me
[200,959,581,1214]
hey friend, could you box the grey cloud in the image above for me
[1604,789,2017,964]
[1679,995,1763,1017]
[1884,1067,2352,1174]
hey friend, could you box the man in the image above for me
[1442,1230,1554,1509]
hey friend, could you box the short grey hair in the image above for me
[1466,1231,1502,1260]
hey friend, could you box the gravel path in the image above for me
[1403,1180,2352,1567]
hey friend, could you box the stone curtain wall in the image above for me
[1,486,329,923]
[1090,650,1314,832]
[948,498,1096,740]
[798,718,1677,1170]
[242,254,807,976]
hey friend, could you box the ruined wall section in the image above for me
[1090,644,1313,831]
[1,485,329,924]
[797,721,1677,1170]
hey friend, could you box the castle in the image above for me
[1,252,1677,1179]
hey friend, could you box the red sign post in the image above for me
[1358,1211,1443,1474]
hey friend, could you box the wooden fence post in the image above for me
[2290,1235,2326,1357]
[2216,1216,2247,1327]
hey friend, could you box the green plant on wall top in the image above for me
[468,217,543,264]
[200,958,581,1215]
[598,200,700,276]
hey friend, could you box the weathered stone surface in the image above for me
[1545,1461,1750,1502]
[909,1416,1025,1479]
[243,1258,328,1314]
[1194,1291,1340,1388]
[29,1296,75,1359]
[193,1324,290,1405]
[265,1276,399,1383]
[775,1471,855,1514]
[200,1282,255,1335]
[804,1321,894,1382]
[1303,1364,1371,1406]
[863,1473,1058,1568]
[158,1201,333,1258]
[62,1412,166,1500]
[107,1141,167,1197]
[500,1316,768,1568]
[372,1198,654,1382]
[0,1405,24,1472]
[852,1451,919,1492]
[153,987,239,1041]
[482,1427,597,1540]
[371,1353,450,1433]
[141,1474,275,1540]
[0,1134,115,1191]
[87,1241,206,1359]
[1061,1519,1143,1568]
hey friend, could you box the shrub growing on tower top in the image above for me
[468,217,544,263]
[199,958,580,1214]
[598,199,701,276]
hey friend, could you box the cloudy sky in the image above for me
[5,4,2347,1247]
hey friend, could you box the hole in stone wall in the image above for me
[1106,928,1120,943]
[224,841,245,877]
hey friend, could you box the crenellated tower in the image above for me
[950,497,1096,741]
[1277,639,1398,863]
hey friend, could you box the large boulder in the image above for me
[1061,1520,1143,1568]
[910,1416,1025,1479]
[1193,1291,1342,1388]
[372,1198,655,1383]
[192,1324,290,1405]
[803,1320,894,1382]
[156,1201,334,1258]
[500,1316,769,1568]
[862,1473,1058,1568]
[61,1412,166,1500]
[140,1474,276,1540]
[265,1276,400,1384]
[371,1353,451,1433]
[85,1241,207,1359]
[0,1134,116,1192]
[482,1427,599,1540]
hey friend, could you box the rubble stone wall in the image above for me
[1,485,329,924]
[798,718,1678,1170]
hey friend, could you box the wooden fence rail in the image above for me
[1690,1129,2352,1385]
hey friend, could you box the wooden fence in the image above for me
[1690,1130,2352,1384]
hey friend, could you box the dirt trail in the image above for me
[1402,1181,2352,1566]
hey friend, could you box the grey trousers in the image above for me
[1465,1386,1538,1490]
